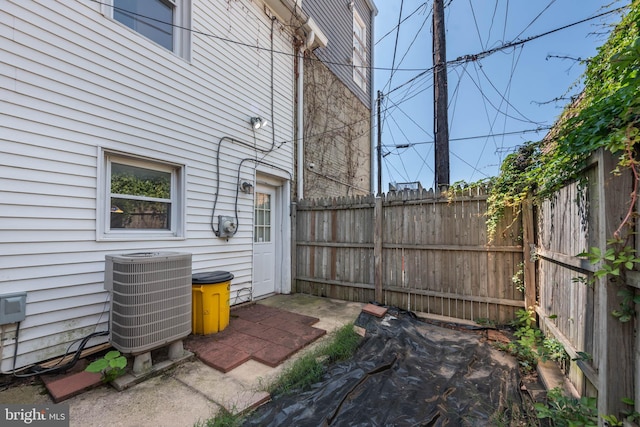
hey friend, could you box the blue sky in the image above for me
[374,0,629,190]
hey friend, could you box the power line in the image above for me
[467,0,485,50]
[450,149,491,178]
[385,4,627,96]
[375,2,428,45]
[513,0,557,41]
[92,0,628,78]
[460,64,545,125]
[381,127,551,148]
[449,4,628,65]
[90,0,429,73]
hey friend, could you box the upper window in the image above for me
[107,0,191,59]
[100,152,185,240]
[353,9,367,91]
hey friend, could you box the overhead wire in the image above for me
[450,149,491,178]
[460,64,544,125]
[386,0,405,93]
[448,5,627,65]
[467,0,486,50]
[512,0,558,41]
[92,0,628,80]
[385,97,433,138]
[462,0,555,181]
[384,7,433,94]
[381,0,406,132]
[468,61,499,182]
[495,44,526,162]
[445,62,469,140]
[91,0,629,188]
[375,2,429,45]
[487,0,500,45]
[381,127,551,148]
[386,4,627,96]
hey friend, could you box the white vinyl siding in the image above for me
[1,0,294,370]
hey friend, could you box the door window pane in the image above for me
[254,192,272,243]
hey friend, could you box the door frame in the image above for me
[252,170,291,297]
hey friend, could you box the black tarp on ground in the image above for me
[244,307,523,426]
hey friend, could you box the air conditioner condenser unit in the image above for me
[105,252,192,354]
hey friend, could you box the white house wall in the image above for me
[0,0,295,370]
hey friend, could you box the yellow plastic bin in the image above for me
[191,271,233,335]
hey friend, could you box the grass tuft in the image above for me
[268,322,362,396]
[194,407,242,427]
[194,322,362,427]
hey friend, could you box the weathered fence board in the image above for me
[535,149,637,418]
[295,188,525,324]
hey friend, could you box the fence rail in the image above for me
[295,187,525,324]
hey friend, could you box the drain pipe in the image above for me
[296,30,315,201]
[296,46,305,200]
[369,6,377,194]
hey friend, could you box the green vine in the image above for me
[495,308,569,374]
[485,2,640,321]
[535,387,598,427]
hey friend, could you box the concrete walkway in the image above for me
[0,294,364,427]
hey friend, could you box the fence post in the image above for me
[596,149,634,419]
[291,201,297,294]
[522,198,536,310]
[374,197,383,302]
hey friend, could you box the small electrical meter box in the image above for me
[0,292,27,325]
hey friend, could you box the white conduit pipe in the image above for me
[296,30,314,200]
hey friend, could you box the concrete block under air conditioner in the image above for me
[0,292,27,325]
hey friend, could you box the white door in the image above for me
[253,184,277,299]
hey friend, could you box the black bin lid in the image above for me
[192,271,234,284]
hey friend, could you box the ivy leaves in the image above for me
[578,242,640,322]
[486,3,640,241]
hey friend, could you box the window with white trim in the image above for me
[100,153,185,239]
[353,9,367,91]
[107,0,191,59]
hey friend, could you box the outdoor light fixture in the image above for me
[240,181,254,194]
[250,117,268,130]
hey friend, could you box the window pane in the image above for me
[254,192,272,243]
[114,0,173,50]
[111,197,170,229]
[111,162,171,199]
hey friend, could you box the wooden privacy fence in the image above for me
[294,188,525,324]
[535,148,637,418]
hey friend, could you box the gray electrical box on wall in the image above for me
[218,215,237,238]
[0,292,27,325]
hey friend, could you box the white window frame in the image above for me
[102,0,191,60]
[97,150,186,241]
[353,9,367,91]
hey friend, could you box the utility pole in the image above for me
[377,90,383,196]
[433,0,449,190]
